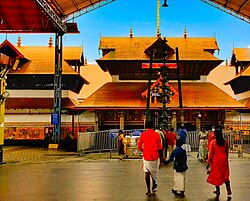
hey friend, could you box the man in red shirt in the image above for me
[166,127,177,158]
[138,121,163,196]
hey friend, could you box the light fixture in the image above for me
[162,0,168,7]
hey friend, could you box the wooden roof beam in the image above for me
[65,0,116,22]
[237,0,249,13]
[224,0,230,7]
[201,0,250,24]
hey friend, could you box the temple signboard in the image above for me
[141,63,177,69]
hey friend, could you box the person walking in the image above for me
[138,121,163,197]
[198,126,208,162]
[164,139,188,197]
[117,130,125,160]
[207,126,232,196]
[161,126,168,160]
[178,124,191,153]
[178,124,187,144]
[166,127,177,159]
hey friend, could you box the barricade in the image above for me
[186,131,199,151]
[78,129,198,156]
[213,131,249,156]
[77,130,250,157]
[187,131,246,155]
[77,129,145,157]
[77,130,117,156]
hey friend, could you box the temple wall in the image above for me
[80,111,95,122]
[3,112,94,140]
[226,112,250,122]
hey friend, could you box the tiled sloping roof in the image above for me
[77,82,245,109]
[9,46,82,74]
[5,97,76,109]
[98,37,221,61]
[225,48,250,94]
[224,65,250,85]
[240,67,250,76]
[245,99,250,109]
[233,48,250,61]
[0,40,25,58]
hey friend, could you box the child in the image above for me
[164,139,188,197]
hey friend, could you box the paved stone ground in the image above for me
[2,146,78,164]
[0,146,250,201]
[2,146,250,164]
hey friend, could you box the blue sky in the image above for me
[1,0,250,64]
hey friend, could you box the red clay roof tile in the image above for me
[76,82,245,109]
[98,37,221,61]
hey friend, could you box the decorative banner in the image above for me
[142,63,177,69]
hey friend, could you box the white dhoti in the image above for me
[142,158,159,181]
[173,170,186,192]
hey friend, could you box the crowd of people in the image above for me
[136,122,232,198]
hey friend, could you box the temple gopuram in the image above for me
[76,30,246,131]
[0,38,92,142]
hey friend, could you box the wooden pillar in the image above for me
[120,111,124,130]
[72,114,75,136]
[143,113,147,128]
[196,115,201,131]
[222,110,226,129]
[94,111,99,132]
[176,47,184,125]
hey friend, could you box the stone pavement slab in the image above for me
[2,146,78,164]
[0,147,250,201]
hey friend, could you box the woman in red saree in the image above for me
[207,126,232,196]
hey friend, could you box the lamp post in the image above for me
[145,37,171,127]
[158,38,171,130]
[176,47,184,125]
[145,0,169,125]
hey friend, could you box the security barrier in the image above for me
[186,131,199,151]
[77,129,145,156]
[77,130,250,156]
[77,130,115,156]
[225,132,248,156]
[186,131,249,154]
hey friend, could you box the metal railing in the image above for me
[77,129,145,156]
[77,130,114,156]
[77,130,250,156]
[225,132,250,155]
[186,131,199,151]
